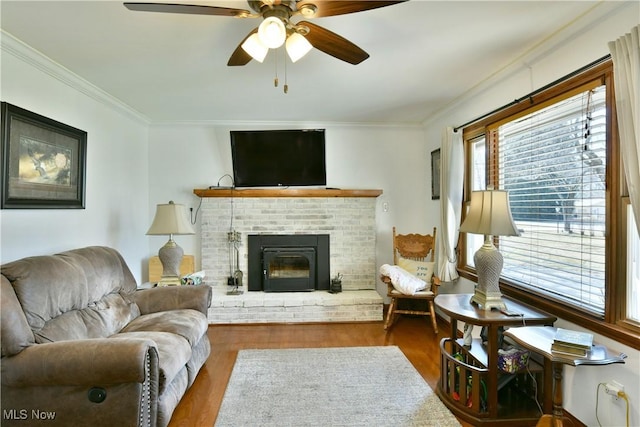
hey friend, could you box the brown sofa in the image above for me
[1,246,212,427]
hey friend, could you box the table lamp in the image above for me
[147,201,195,286]
[459,190,519,310]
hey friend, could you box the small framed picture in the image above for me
[1,102,87,209]
[431,148,441,200]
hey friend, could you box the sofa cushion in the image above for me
[110,331,191,394]
[157,366,189,427]
[187,335,211,387]
[35,293,140,343]
[120,309,208,347]
[1,246,139,343]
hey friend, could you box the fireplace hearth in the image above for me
[248,234,330,292]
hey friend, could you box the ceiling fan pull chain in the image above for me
[284,51,288,94]
[274,48,279,87]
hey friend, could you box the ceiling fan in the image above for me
[124,1,407,66]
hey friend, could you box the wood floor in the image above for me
[168,316,474,427]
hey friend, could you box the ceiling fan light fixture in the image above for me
[241,33,268,63]
[258,16,286,49]
[286,32,312,63]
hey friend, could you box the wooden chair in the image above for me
[381,226,440,333]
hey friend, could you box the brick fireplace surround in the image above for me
[195,188,384,324]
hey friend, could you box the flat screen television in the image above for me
[230,129,326,188]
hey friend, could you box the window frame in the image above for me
[458,60,640,350]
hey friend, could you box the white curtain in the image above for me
[436,127,463,282]
[609,25,640,236]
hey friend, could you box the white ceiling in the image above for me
[0,1,617,124]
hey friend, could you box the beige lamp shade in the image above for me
[459,190,519,237]
[147,201,195,236]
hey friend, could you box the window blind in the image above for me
[493,84,607,316]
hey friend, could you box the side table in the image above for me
[504,326,627,427]
[435,293,557,425]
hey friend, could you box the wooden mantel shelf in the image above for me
[193,188,383,198]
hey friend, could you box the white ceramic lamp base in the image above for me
[470,238,507,311]
[157,237,183,286]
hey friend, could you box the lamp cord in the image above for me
[524,364,543,416]
[190,196,202,225]
[217,173,234,187]
[229,186,236,278]
[596,382,630,427]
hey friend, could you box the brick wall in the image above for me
[200,196,377,291]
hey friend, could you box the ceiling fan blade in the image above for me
[300,21,369,65]
[227,28,258,66]
[297,1,406,18]
[124,2,250,17]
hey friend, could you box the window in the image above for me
[460,61,640,348]
[498,84,607,316]
[465,136,486,267]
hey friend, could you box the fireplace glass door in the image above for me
[263,247,316,292]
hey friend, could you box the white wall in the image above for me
[0,33,150,281]
[422,3,639,426]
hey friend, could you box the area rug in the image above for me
[215,346,461,427]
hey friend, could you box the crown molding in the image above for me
[147,119,424,128]
[1,30,150,124]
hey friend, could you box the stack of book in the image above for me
[551,328,594,358]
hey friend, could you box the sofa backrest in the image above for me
[1,246,140,354]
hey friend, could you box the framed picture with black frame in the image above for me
[431,148,440,200]
[1,102,87,209]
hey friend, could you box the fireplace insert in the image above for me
[248,234,330,292]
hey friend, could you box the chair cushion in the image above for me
[389,289,434,297]
[379,264,428,295]
[397,257,435,283]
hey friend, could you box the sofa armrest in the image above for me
[133,285,212,316]
[1,338,156,387]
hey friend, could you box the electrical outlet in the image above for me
[604,380,624,399]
